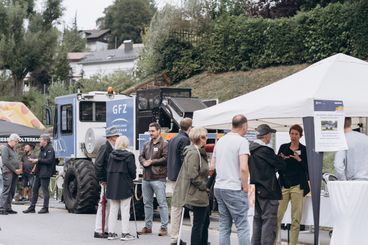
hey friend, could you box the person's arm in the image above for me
[334,150,347,180]
[151,142,168,166]
[1,147,17,173]
[187,152,207,191]
[95,144,107,182]
[260,147,286,170]
[210,146,216,171]
[127,154,137,180]
[240,154,249,193]
[139,143,148,167]
[178,138,190,167]
[37,147,55,165]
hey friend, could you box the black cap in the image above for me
[256,124,276,136]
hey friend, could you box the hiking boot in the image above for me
[38,207,49,214]
[158,227,168,236]
[6,209,17,214]
[137,227,152,235]
[121,233,135,241]
[107,232,119,240]
[23,206,36,214]
[94,232,108,239]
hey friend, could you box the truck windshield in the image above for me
[80,101,106,122]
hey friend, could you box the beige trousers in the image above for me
[275,185,304,245]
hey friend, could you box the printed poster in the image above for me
[314,100,347,152]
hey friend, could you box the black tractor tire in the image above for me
[63,159,99,214]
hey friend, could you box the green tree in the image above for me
[100,0,156,47]
[63,16,86,52]
[0,0,62,97]
[51,45,71,83]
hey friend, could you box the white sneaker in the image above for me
[121,233,135,241]
[107,233,119,240]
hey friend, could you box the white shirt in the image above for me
[214,132,250,190]
[334,131,368,180]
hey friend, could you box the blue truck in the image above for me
[52,88,213,214]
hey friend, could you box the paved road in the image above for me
[0,204,240,245]
[0,201,331,245]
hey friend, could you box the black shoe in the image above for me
[0,209,8,215]
[23,207,36,214]
[38,207,49,214]
[6,209,17,214]
[94,232,108,239]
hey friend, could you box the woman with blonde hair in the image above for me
[172,127,210,245]
[106,136,137,241]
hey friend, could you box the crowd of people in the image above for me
[1,115,366,244]
[0,133,55,215]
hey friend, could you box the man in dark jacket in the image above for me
[93,126,120,239]
[138,122,169,237]
[0,134,22,215]
[168,118,192,245]
[249,124,286,245]
[23,134,55,214]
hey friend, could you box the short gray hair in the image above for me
[40,133,51,142]
[189,127,207,145]
[8,133,20,142]
[115,136,129,150]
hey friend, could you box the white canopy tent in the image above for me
[193,53,368,131]
[193,53,368,245]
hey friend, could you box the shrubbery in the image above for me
[141,1,368,81]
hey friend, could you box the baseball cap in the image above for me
[256,124,276,136]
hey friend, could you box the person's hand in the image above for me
[242,184,249,193]
[99,181,107,187]
[279,153,289,160]
[15,169,23,175]
[143,160,152,167]
[29,158,38,164]
[290,152,302,162]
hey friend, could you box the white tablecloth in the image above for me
[282,195,333,227]
[328,181,368,245]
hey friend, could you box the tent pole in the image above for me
[303,117,323,245]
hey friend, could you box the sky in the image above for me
[57,0,182,30]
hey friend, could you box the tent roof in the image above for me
[193,53,368,130]
[0,120,44,143]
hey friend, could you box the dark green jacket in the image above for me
[172,145,209,208]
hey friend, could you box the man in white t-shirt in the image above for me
[211,114,250,245]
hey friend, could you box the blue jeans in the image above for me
[142,180,169,229]
[214,188,250,245]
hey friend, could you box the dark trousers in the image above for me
[31,176,50,208]
[191,206,210,245]
[0,172,17,210]
[252,195,279,245]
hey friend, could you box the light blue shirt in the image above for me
[334,131,368,180]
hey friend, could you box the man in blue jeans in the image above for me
[138,122,169,236]
[211,114,251,245]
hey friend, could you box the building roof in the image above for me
[68,52,90,61]
[80,29,110,40]
[79,45,143,65]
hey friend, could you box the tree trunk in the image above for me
[13,77,24,97]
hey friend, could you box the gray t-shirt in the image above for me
[214,132,250,190]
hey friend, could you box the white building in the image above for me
[78,40,143,78]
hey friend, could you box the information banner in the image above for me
[314,100,347,152]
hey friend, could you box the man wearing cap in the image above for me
[0,133,22,215]
[93,126,120,238]
[249,124,286,245]
[23,134,55,214]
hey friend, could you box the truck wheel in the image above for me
[63,159,99,214]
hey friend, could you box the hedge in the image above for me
[158,1,368,81]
